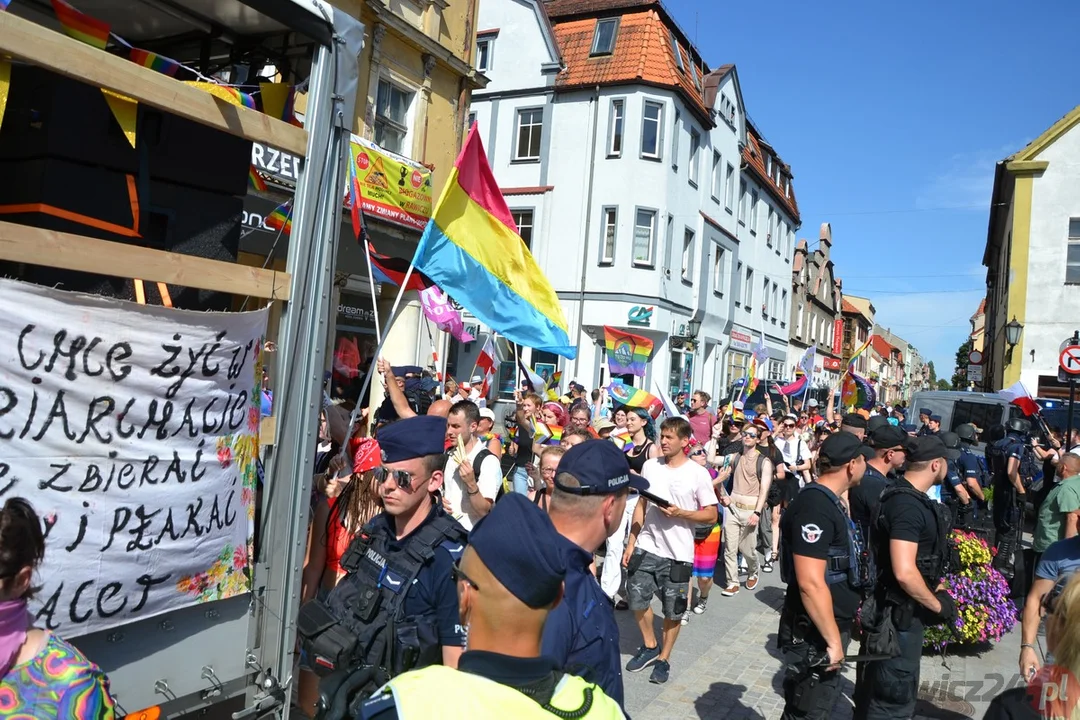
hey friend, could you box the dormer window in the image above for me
[690,62,700,91]
[670,30,684,71]
[590,18,619,56]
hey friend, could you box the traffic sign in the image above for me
[967,364,984,383]
[1060,345,1080,376]
[968,350,984,365]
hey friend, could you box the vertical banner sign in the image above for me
[832,319,843,356]
[0,279,268,638]
[348,135,433,231]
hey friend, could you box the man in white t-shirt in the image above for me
[442,400,502,531]
[621,416,718,685]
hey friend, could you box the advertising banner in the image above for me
[348,135,433,231]
[0,279,267,637]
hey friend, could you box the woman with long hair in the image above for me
[540,401,569,430]
[0,497,117,717]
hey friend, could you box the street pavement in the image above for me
[614,560,1027,719]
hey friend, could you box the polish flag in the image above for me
[476,335,497,397]
[999,380,1040,417]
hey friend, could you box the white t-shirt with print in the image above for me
[443,438,502,531]
[636,458,718,563]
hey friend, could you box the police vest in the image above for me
[958,446,989,488]
[370,665,626,720]
[325,510,467,676]
[780,483,872,591]
[876,484,950,600]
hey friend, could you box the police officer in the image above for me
[954,423,987,518]
[298,415,467,715]
[915,408,932,437]
[853,436,957,720]
[940,431,974,529]
[850,424,907,548]
[543,440,649,710]
[778,433,873,720]
[926,415,942,436]
[358,493,626,719]
[990,417,1032,585]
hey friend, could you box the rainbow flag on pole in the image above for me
[129,48,182,77]
[248,165,268,192]
[841,370,876,410]
[412,125,575,357]
[52,0,110,49]
[533,422,563,446]
[607,382,663,418]
[604,326,653,377]
[609,429,635,453]
[848,335,874,367]
[265,200,292,236]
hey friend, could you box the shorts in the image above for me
[692,525,721,579]
[626,548,690,620]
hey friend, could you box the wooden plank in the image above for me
[0,11,308,157]
[260,416,276,447]
[0,221,291,300]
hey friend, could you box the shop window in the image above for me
[375,78,414,156]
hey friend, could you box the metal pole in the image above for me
[1067,380,1075,454]
[573,88,601,381]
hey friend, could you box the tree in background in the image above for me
[951,340,972,390]
[936,379,952,391]
[928,361,937,385]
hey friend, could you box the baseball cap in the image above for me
[818,432,874,465]
[904,435,948,463]
[554,440,649,495]
[479,407,495,422]
[868,424,908,450]
[807,399,819,408]
[842,413,868,430]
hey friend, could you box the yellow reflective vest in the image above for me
[375,664,626,719]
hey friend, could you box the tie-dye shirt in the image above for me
[0,632,116,719]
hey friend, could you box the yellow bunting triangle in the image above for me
[101,88,137,148]
[259,82,290,120]
[0,60,9,135]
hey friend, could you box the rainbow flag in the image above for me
[248,165,267,192]
[841,371,876,410]
[533,422,563,446]
[265,201,292,236]
[52,0,110,49]
[604,326,653,377]
[610,429,635,453]
[412,124,575,357]
[848,335,874,367]
[607,382,663,418]
[129,48,181,77]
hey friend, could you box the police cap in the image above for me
[929,414,942,423]
[818,432,874,466]
[376,416,448,463]
[904,435,948,463]
[867,414,891,433]
[555,440,649,495]
[868,424,908,450]
[919,408,932,417]
[842,413,868,430]
[469,493,566,609]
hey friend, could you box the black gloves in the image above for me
[933,590,957,625]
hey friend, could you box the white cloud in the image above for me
[915,143,1023,210]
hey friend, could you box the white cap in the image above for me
[733,400,745,410]
[471,375,483,384]
[807,399,819,407]
[479,407,495,421]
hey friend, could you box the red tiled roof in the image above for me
[549,6,712,123]
[870,335,896,360]
[701,64,733,109]
[791,238,807,273]
[743,123,799,222]
[841,298,861,314]
[974,297,986,316]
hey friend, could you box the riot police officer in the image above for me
[990,417,1032,585]
[940,431,974,529]
[853,436,957,720]
[298,415,467,715]
[778,433,874,720]
[954,423,987,520]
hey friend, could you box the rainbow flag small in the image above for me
[533,422,563,446]
[848,335,874,367]
[52,0,110,49]
[129,48,182,77]
[604,326,653,377]
[248,165,267,192]
[265,201,292,236]
[841,370,876,410]
[607,382,663,418]
[544,370,562,401]
[609,429,635,453]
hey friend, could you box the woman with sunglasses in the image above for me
[0,497,117,718]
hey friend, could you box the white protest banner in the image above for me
[0,278,267,637]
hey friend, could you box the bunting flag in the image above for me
[603,326,653,377]
[841,371,876,410]
[0,60,9,134]
[609,429,635,453]
[129,48,182,77]
[52,0,110,49]
[533,422,563,446]
[183,82,257,110]
[100,89,137,148]
[518,359,545,394]
[848,335,874,367]
[367,244,433,293]
[607,382,664,418]
[258,82,292,122]
[248,165,267,192]
[412,124,575,357]
[264,201,292,236]
[777,373,809,397]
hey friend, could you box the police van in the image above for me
[909,391,1025,450]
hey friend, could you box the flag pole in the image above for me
[362,237,383,344]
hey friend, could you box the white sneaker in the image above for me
[680,611,690,626]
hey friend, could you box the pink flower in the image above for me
[217,446,233,468]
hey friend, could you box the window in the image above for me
[681,228,694,282]
[514,108,543,161]
[762,276,770,315]
[796,304,803,337]
[641,101,663,159]
[781,289,788,328]
[725,164,735,210]
[600,207,617,265]
[511,210,534,249]
[710,151,722,201]
[466,111,476,134]
[671,110,681,170]
[670,31,684,71]
[690,62,700,90]
[688,128,700,185]
[782,221,790,254]
[476,38,492,72]
[1068,218,1080,284]
[375,78,413,155]
[608,99,624,157]
[744,266,753,308]
[735,261,743,306]
[633,208,657,266]
[750,190,759,234]
[713,246,725,296]
[771,282,779,323]
[663,214,674,273]
[766,207,775,247]
[590,18,618,56]
[952,401,1005,444]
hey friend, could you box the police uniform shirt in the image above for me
[992,436,1025,490]
[957,448,983,488]
[541,533,624,708]
[941,459,965,499]
[782,488,861,620]
[877,477,939,583]
[849,463,888,535]
[374,506,466,649]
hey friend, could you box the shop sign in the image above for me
[832,319,843,356]
[348,135,433,232]
[337,295,378,330]
[252,143,303,183]
[729,330,752,353]
[823,356,842,371]
[628,305,653,327]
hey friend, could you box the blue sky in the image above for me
[665,0,1080,380]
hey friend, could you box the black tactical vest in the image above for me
[876,484,950,601]
[781,483,872,591]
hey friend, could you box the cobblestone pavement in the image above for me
[615,559,1025,719]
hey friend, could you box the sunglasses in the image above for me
[373,466,418,491]
[452,561,480,590]
[783,422,796,428]
[742,431,759,439]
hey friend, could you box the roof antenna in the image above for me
[694,10,698,47]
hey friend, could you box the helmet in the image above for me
[940,431,961,450]
[1007,417,1032,435]
[956,423,978,443]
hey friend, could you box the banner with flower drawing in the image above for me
[0,278,267,638]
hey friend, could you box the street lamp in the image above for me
[1005,317,1024,347]
[687,318,701,339]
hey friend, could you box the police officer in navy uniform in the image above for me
[853,436,957,720]
[954,423,987,518]
[849,424,907,549]
[940,431,975,529]
[778,433,874,720]
[298,415,467,716]
[990,417,1032,587]
[543,440,650,711]
[915,408,932,437]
